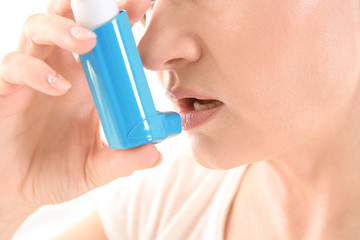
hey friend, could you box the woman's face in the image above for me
[138,0,360,169]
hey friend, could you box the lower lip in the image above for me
[180,105,223,130]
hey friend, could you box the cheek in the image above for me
[192,1,360,165]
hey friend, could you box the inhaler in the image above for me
[71,0,182,149]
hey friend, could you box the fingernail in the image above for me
[151,152,163,168]
[48,73,72,91]
[70,26,97,40]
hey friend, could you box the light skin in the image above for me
[142,0,360,238]
[1,0,360,239]
[0,0,159,239]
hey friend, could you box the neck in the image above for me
[258,110,360,239]
[228,101,360,240]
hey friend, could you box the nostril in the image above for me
[165,58,183,65]
[164,58,186,68]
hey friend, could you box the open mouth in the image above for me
[165,90,224,130]
[177,98,224,113]
[193,99,223,111]
[173,98,224,130]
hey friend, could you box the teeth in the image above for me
[193,100,222,111]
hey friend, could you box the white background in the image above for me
[0,1,186,238]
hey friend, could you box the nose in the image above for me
[138,6,202,71]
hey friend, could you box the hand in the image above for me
[0,0,156,238]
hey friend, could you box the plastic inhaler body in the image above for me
[78,11,181,149]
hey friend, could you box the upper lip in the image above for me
[166,88,217,101]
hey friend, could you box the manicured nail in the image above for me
[70,26,97,40]
[48,73,72,91]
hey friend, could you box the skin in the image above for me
[0,0,159,239]
[1,0,360,239]
[140,0,360,238]
[142,0,360,238]
[140,0,360,170]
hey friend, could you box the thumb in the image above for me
[85,143,161,189]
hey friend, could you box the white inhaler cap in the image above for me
[71,0,119,30]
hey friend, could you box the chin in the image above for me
[187,133,251,170]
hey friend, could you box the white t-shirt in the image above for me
[98,154,248,240]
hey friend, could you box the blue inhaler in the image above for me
[71,0,181,149]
